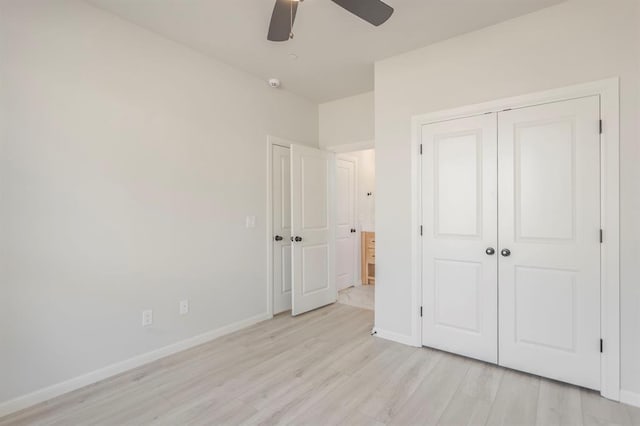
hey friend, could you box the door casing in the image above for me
[410,78,620,401]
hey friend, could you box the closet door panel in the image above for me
[290,144,336,316]
[272,145,292,314]
[497,96,601,390]
[421,114,498,364]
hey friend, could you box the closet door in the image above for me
[498,96,601,390]
[290,144,336,316]
[272,144,292,314]
[421,114,498,363]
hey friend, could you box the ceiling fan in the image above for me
[267,0,394,42]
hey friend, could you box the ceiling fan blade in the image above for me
[331,0,393,26]
[267,0,298,42]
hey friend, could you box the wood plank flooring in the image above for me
[1,304,639,425]
[337,285,374,311]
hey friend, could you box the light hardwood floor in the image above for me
[2,304,639,425]
[337,285,374,310]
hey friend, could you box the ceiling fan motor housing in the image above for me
[267,0,393,42]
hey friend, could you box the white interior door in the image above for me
[272,144,292,314]
[335,157,357,291]
[421,114,498,363]
[291,144,336,316]
[498,96,601,390]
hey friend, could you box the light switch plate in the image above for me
[142,309,153,327]
[245,216,256,228]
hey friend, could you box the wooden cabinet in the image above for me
[361,231,375,285]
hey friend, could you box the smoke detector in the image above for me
[268,78,281,88]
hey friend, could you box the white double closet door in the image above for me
[421,96,601,390]
[272,144,336,316]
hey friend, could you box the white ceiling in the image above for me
[88,0,565,103]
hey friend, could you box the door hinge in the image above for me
[600,229,604,243]
[420,225,423,236]
[599,120,603,134]
[600,338,604,353]
[419,144,423,155]
[420,306,423,317]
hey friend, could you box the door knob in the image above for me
[501,248,511,257]
[485,247,495,255]
[294,236,303,242]
[274,235,283,241]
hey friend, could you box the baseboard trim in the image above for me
[374,328,420,347]
[0,312,272,418]
[620,389,640,408]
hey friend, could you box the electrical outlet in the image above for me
[179,299,189,315]
[142,309,153,327]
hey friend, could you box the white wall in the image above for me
[374,0,640,394]
[319,92,374,149]
[0,0,318,406]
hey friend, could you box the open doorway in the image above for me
[335,148,375,311]
[268,138,337,317]
[268,137,374,316]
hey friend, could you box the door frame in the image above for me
[335,154,360,288]
[266,135,297,317]
[326,141,375,287]
[410,78,620,401]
